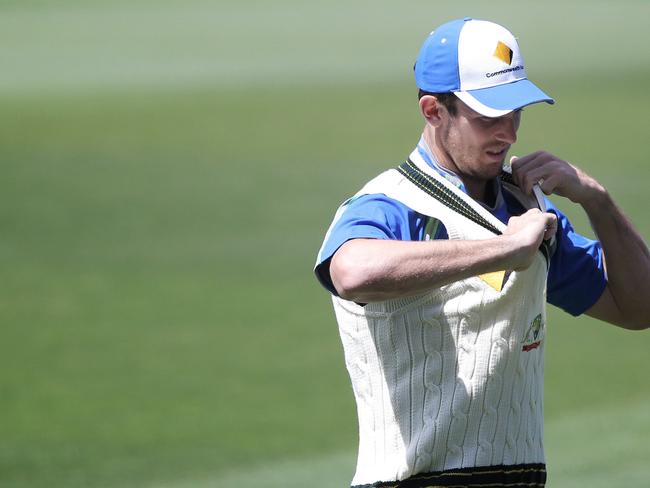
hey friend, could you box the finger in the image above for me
[514,152,570,192]
[537,173,560,195]
[510,151,548,176]
[526,170,549,195]
[518,167,545,195]
[523,208,542,217]
[543,213,558,241]
[518,165,559,196]
[510,150,545,168]
[511,153,547,189]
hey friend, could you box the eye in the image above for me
[478,116,495,125]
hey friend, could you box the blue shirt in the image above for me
[315,139,606,316]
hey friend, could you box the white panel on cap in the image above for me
[457,20,527,91]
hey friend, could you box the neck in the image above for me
[464,178,491,203]
[422,129,491,203]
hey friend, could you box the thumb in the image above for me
[543,213,558,241]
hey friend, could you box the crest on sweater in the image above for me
[522,313,544,352]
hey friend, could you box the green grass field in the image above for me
[1,1,649,487]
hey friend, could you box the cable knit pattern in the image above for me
[332,155,548,486]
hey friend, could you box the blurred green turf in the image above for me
[1,1,649,487]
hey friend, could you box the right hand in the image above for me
[503,209,557,270]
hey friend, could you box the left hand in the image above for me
[510,150,602,205]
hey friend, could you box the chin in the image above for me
[481,160,504,178]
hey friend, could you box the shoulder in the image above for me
[320,192,429,254]
[341,193,420,228]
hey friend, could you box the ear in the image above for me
[419,95,445,126]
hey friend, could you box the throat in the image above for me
[466,178,498,207]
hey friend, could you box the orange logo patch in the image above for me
[494,41,513,65]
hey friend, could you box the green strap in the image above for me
[397,159,552,263]
[398,159,503,234]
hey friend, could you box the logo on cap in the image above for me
[493,41,513,65]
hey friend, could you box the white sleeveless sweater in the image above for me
[332,152,548,486]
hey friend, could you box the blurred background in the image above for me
[1,1,649,487]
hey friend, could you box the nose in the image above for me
[495,113,518,144]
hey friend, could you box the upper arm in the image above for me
[584,285,624,326]
[585,280,650,330]
[314,194,432,295]
[583,284,650,330]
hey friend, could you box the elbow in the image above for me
[619,318,650,331]
[590,287,650,331]
[330,241,386,302]
[610,309,650,330]
[330,250,369,302]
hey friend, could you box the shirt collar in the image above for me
[416,135,466,191]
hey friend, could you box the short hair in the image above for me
[418,90,458,116]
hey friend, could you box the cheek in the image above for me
[446,124,474,156]
[462,127,490,153]
[442,123,464,153]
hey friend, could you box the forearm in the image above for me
[582,186,650,328]
[330,237,519,303]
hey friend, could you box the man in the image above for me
[314,17,650,488]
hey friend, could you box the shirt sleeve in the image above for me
[546,201,607,316]
[314,194,428,295]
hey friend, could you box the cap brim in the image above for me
[454,79,555,117]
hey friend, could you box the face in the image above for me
[431,100,522,184]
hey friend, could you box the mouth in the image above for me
[485,146,509,161]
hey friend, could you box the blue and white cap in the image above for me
[414,18,554,117]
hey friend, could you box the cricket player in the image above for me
[314,18,650,488]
